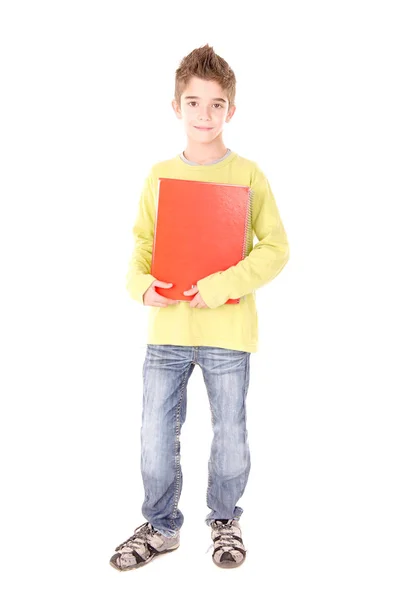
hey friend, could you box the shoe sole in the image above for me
[212,553,246,568]
[109,544,180,572]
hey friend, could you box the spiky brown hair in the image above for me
[174,44,236,109]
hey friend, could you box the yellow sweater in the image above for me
[126,150,289,353]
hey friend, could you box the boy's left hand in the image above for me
[183,285,209,308]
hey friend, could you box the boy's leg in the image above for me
[140,344,195,536]
[198,346,251,526]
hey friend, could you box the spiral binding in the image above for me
[242,187,254,260]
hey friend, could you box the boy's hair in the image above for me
[174,44,236,109]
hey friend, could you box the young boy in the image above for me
[109,44,289,572]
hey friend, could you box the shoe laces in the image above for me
[115,521,154,552]
[208,519,238,553]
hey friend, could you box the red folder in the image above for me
[151,178,252,305]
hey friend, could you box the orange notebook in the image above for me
[151,177,253,305]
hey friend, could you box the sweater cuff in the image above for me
[197,274,227,309]
[126,273,156,305]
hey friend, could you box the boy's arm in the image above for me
[196,165,290,309]
[126,170,157,304]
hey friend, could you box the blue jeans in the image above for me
[140,344,251,537]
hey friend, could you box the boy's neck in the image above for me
[182,138,228,165]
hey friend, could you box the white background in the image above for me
[1,1,399,598]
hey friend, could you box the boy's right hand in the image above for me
[143,280,180,307]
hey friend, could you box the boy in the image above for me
[110,44,289,571]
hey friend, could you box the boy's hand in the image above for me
[143,280,180,307]
[183,285,209,308]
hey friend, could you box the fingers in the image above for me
[154,281,173,288]
[161,296,179,305]
[152,293,179,307]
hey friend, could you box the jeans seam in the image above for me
[170,363,191,530]
[206,390,215,512]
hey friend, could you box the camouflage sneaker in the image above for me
[109,521,180,571]
[210,519,246,568]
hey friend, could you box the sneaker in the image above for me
[210,519,246,568]
[109,521,180,571]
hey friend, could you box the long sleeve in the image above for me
[125,170,157,304]
[196,165,290,309]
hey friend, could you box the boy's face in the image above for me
[172,76,235,142]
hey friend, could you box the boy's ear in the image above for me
[226,104,236,123]
[172,99,182,119]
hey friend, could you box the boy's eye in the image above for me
[188,102,222,108]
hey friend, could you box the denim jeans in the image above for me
[140,344,251,537]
